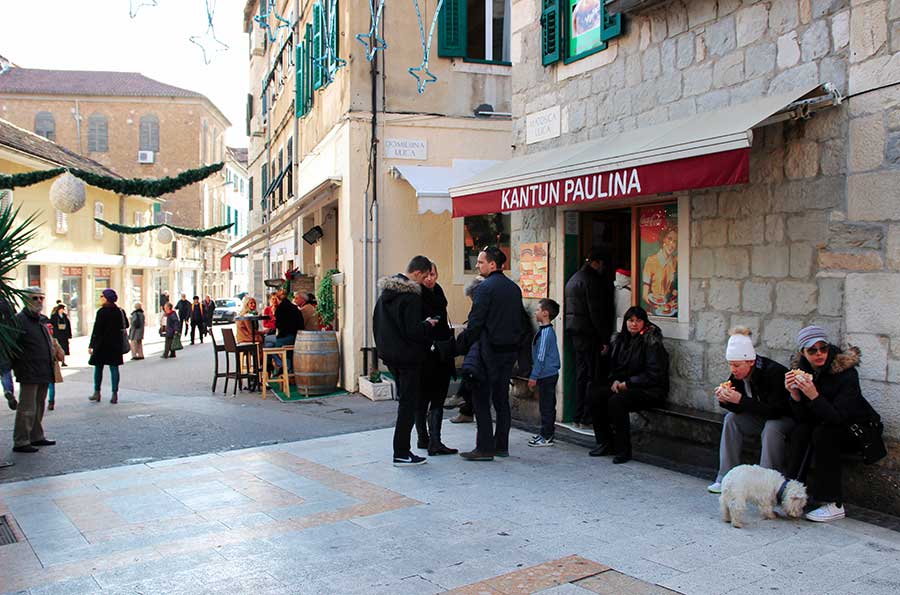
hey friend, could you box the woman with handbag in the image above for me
[88,289,128,404]
[784,326,886,523]
[129,303,145,360]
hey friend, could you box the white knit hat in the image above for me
[725,333,756,361]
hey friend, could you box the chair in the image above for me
[260,345,292,400]
[222,328,257,395]
[210,329,228,392]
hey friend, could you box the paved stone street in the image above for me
[0,327,397,483]
[2,422,900,595]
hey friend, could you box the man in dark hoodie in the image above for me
[373,255,437,467]
[176,294,192,337]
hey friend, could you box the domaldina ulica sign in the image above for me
[451,148,750,218]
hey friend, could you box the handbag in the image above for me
[849,420,887,465]
[172,333,184,351]
[119,308,131,354]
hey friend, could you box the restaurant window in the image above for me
[539,0,622,65]
[439,0,511,64]
[35,111,55,140]
[462,213,511,273]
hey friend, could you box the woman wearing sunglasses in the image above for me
[784,325,884,522]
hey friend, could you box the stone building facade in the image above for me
[451,0,900,511]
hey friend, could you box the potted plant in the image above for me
[358,369,393,401]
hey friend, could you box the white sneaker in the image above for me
[805,502,845,522]
[707,482,722,494]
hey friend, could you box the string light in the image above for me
[128,0,158,19]
[409,0,443,93]
[356,0,387,61]
[189,0,229,64]
[254,0,292,44]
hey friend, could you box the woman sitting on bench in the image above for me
[785,325,885,523]
[591,306,669,464]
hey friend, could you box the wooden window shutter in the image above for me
[541,0,561,65]
[312,2,324,90]
[438,0,466,58]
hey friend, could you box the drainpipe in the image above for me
[293,0,300,268]
[370,13,380,324]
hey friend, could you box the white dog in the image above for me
[719,465,808,528]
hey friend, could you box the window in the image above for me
[35,111,55,140]
[134,212,144,245]
[462,214,511,273]
[55,210,68,234]
[286,137,294,198]
[139,114,160,152]
[87,114,108,152]
[277,148,284,205]
[0,189,12,213]
[245,93,253,136]
[212,128,218,161]
[94,201,104,240]
[249,176,254,211]
[201,121,208,163]
[540,0,622,65]
[260,163,268,210]
[296,23,315,117]
[27,265,41,288]
[439,0,511,63]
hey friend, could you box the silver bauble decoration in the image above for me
[157,226,174,244]
[49,173,86,213]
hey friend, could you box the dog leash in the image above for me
[776,479,789,504]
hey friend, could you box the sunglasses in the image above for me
[30,296,45,301]
[804,345,828,355]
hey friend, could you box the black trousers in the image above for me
[416,357,451,445]
[473,352,517,454]
[57,337,70,355]
[389,365,422,459]
[593,385,658,455]
[537,374,559,439]
[190,321,205,343]
[458,381,474,416]
[571,336,598,424]
[181,316,190,336]
[787,422,855,504]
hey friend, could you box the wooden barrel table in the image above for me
[293,331,340,395]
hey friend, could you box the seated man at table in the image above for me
[271,289,303,375]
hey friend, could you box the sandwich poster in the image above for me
[520,242,549,299]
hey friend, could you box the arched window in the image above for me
[87,113,108,152]
[201,120,208,163]
[35,111,55,140]
[139,114,159,152]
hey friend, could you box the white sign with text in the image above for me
[385,138,427,160]
[526,106,561,144]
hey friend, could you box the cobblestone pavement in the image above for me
[2,423,900,595]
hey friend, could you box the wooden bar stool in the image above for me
[261,346,291,399]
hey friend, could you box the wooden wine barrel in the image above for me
[293,331,340,395]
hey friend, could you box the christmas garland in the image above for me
[0,163,224,197]
[93,218,234,237]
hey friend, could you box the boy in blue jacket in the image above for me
[528,298,561,447]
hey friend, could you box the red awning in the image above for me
[221,252,232,272]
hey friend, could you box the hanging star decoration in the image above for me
[356,0,388,61]
[254,0,292,44]
[189,0,230,64]
[128,0,158,19]
[408,0,444,93]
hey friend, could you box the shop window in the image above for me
[87,113,108,152]
[462,213,511,273]
[55,209,68,234]
[35,111,55,140]
[540,0,622,65]
[439,0,511,64]
[94,201,104,240]
[139,114,160,152]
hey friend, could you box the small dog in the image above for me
[719,465,808,528]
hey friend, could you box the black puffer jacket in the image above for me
[564,263,614,343]
[789,346,880,425]
[11,307,55,384]
[719,356,792,419]
[373,274,430,367]
[89,304,128,366]
[607,323,669,401]
[456,270,523,354]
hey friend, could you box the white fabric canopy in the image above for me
[392,160,498,214]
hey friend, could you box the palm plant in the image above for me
[0,203,40,361]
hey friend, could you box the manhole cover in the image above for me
[0,515,18,546]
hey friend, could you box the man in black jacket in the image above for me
[189,296,205,344]
[176,294,192,337]
[10,287,56,453]
[707,328,794,493]
[455,246,523,461]
[373,256,436,467]
[564,248,614,429]
[272,288,303,374]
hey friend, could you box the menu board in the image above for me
[519,242,549,299]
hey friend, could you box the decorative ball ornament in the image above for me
[49,173,86,213]
[156,226,174,244]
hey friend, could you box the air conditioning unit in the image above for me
[138,150,155,164]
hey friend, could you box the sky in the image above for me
[0,0,251,147]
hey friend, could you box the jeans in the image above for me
[274,334,296,372]
[571,336,598,424]
[0,365,13,395]
[715,412,795,483]
[48,383,55,402]
[94,365,120,393]
[389,365,422,458]
[473,351,517,454]
[13,383,47,447]
[536,374,559,439]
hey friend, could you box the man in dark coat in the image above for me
[176,294,192,337]
[373,255,436,467]
[190,296,206,344]
[564,248,614,428]
[10,287,56,453]
[202,295,215,336]
[455,246,524,461]
[272,288,303,374]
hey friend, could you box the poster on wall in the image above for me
[639,204,678,318]
[569,0,607,57]
[519,242,549,299]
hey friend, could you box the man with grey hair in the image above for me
[10,287,56,453]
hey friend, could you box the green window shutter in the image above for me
[305,25,315,112]
[295,45,304,117]
[438,0,466,58]
[312,2,324,90]
[541,0,560,65]
[601,12,623,42]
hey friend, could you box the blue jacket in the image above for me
[530,324,560,380]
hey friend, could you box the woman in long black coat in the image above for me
[416,264,458,455]
[88,289,128,404]
[50,304,72,357]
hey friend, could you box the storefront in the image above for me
[93,267,112,310]
[59,266,82,337]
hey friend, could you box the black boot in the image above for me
[428,408,457,455]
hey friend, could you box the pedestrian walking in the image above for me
[88,289,128,404]
[49,303,72,359]
[46,323,65,411]
[373,255,437,467]
[416,263,457,456]
[9,287,56,453]
[564,248,615,429]
[129,303,146,360]
[1,295,16,411]
[176,294,192,337]
[161,303,180,358]
[190,296,205,344]
[202,295,215,337]
[455,246,524,461]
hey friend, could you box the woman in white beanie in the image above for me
[707,327,795,494]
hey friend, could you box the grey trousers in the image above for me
[715,411,795,483]
[13,383,48,448]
